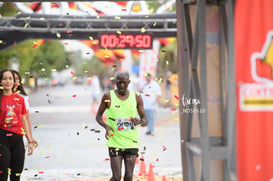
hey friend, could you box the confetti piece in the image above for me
[70,71,75,75]
[6,133,13,136]
[156,158,159,162]
[170,108,177,111]
[110,134,114,137]
[64,42,69,45]
[38,171,44,174]
[109,77,115,80]
[72,94,77,98]
[66,30,72,33]
[174,95,179,100]
[145,94,150,97]
[105,158,110,161]
[89,36,93,40]
[158,78,163,84]
[162,145,167,151]
[122,8,127,11]
[56,33,61,38]
[33,44,38,48]
[13,43,16,46]
[112,65,117,70]
[141,27,146,33]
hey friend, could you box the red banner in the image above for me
[235,1,273,181]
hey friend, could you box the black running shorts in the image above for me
[108,147,139,157]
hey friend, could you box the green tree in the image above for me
[0,40,39,72]
[33,40,67,72]
[0,2,18,17]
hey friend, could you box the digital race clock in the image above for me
[99,34,153,49]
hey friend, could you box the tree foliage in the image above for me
[0,40,67,78]
[0,2,17,17]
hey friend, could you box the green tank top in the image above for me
[106,90,139,149]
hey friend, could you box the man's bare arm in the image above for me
[136,93,147,127]
[95,92,114,139]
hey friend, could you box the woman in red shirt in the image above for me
[12,69,38,148]
[0,69,35,181]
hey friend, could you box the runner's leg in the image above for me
[124,155,137,181]
[110,155,123,181]
[0,144,10,181]
[9,136,25,181]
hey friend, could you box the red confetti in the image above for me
[110,134,114,137]
[174,95,179,100]
[156,158,159,162]
[170,108,177,111]
[13,43,16,46]
[121,8,127,11]
[162,145,167,150]
[66,30,72,33]
[72,94,77,98]
[157,54,160,58]
[38,171,44,174]
[105,158,110,161]
[145,94,150,97]
[64,42,69,45]
[6,133,13,136]
[45,156,50,158]
[70,71,75,75]
[33,44,38,48]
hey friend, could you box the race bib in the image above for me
[116,118,134,131]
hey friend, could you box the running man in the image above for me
[96,71,147,181]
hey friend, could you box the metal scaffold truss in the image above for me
[176,0,235,181]
[0,13,176,50]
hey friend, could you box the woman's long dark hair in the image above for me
[11,69,28,96]
[0,69,16,110]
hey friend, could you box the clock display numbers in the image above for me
[99,34,153,49]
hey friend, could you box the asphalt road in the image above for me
[21,82,182,181]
